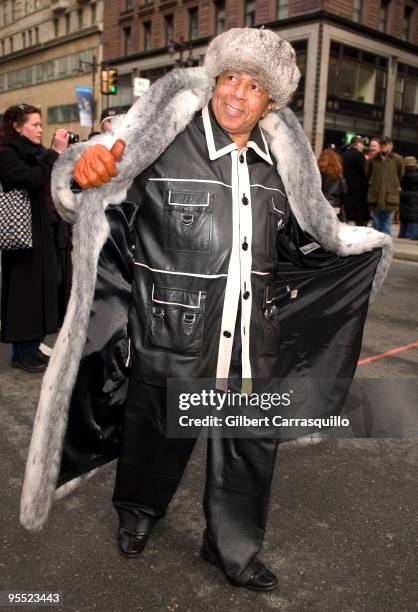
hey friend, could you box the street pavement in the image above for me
[0,229,417,612]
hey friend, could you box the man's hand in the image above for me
[73,138,126,189]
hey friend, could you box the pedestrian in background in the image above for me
[342,135,369,226]
[0,104,68,372]
[399,156,418,240]
[318,148,347,221]
[366,136,404,236]
[100,107,124,133]
[365,137,381,160]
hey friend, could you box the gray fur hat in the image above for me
[204,27,301,108]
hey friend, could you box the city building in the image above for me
[0,0,103,144]
[102,0,418,155]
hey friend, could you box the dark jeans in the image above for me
[112,377,279,583]
[12,340,41,360]
[398,221,418,240]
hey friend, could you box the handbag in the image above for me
[0,184,33,250]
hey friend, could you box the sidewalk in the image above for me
[391,223,418,262]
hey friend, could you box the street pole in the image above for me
[92,55,97,130]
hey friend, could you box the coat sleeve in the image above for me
[0,146,58,191]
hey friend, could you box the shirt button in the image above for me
[243,291,250,300]
[223,330,232,338]
[242,241,248,251]
[239,154,245,163]
[242,195,249,206]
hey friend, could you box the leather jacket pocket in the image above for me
[260,283,289,355]
[146,284,206,355]
[163,190,214,253]
[267,195,288,257]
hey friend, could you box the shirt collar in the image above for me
[202,101,273,165]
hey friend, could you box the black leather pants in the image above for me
[112,376,279,583]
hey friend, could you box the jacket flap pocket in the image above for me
[151,284,205,311]
[168,190,213,209]
[263,283,295,308]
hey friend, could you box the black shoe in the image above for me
[201,533,278,592]
[36,350,50,364]
[11,357,47,373]
[118,527,151,557]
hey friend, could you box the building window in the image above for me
[401,6,413,41]
[378,0,390,32]
[65,13,71,34]
[395,64,418,113]
[28,29,32,46]
[34,0,40,8]
[123,26,132,55]
[48,104,80,124]
[35,26,39,43]
[0,48,96,93]
[245,0,255,26]
[78,8,83,29]
[91,3,96,25]
[165,14,173,46]
[125,0,134,9]
[22,32,26,48]
[9,36,13,53]
[352,0,362,23]
[277,0,289,20]
[188,7,198,40]
[328,44,387,106]
[25,0,30,14]
[54,18,59,38]
[143,21,152,50]
[215,1,225,34]
[1,40,5,56]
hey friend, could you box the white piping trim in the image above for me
[149,178,232,189]
[259,127,274,165]
[168,190,210,207]
[251,270,272,276]
[202,104,237,160]
[247,136,273,165]
[271,201,286,214]
[236,148,253,386]
[250,184,287,198]
[134,261,228,279]
[216,149,241,387]
[151,284,202,309]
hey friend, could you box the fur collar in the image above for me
[20,66,392,532]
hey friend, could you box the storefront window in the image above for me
[328,44,387,106]
[395,64,418,114]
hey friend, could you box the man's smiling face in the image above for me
[211,70,273,144]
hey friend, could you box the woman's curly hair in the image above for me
[318,148,343,181]
[0,103,41,145]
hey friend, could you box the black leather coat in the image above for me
[400,170,418,223]
[58,106,381,485]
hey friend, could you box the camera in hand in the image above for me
[67,132,80,145]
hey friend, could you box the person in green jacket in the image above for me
[366,136,404,235]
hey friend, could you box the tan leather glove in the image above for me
[73,138,126,189]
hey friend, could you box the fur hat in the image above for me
[204,27,300,108]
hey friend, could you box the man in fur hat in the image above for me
[20,28,392,592]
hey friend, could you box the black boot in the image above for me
[200,530,278,591]
[117,511,158,558]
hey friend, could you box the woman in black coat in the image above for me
[0,104,68,372]
[318,148,347,222]
[399,156,418,240]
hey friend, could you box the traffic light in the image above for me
[109,69,118,95]
[100,69,118,95]
[100,70,109,95]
